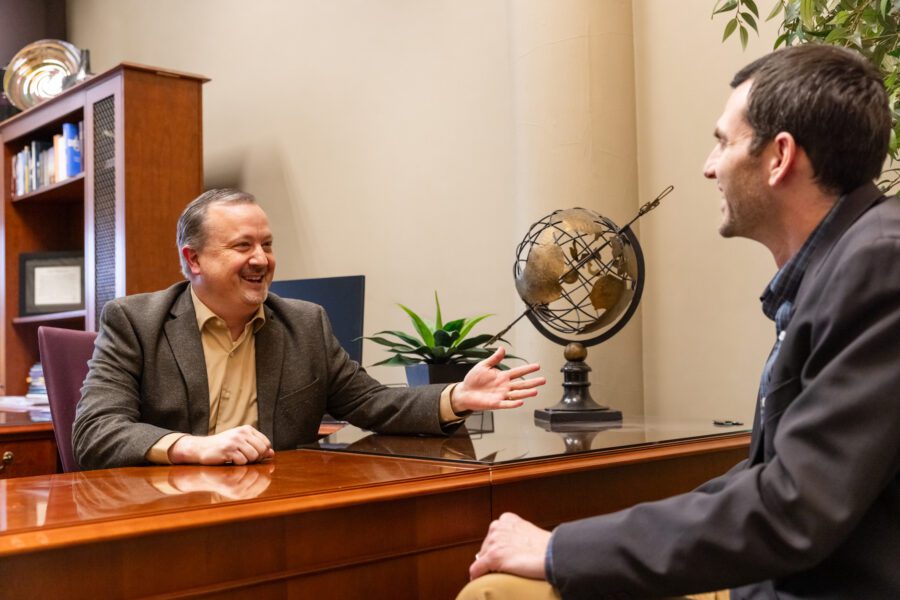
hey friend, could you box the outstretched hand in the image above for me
[451,347,545,413]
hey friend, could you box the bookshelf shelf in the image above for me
[12,310,86,326]
[11,173,84,203]
[0,63,208,395]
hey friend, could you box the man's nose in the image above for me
[248,244,268,264]
[703,148,719,179]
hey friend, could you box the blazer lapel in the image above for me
[164,289,210,436]
[255,305,284,442]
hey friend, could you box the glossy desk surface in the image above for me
[0,405,53,432]
[313,412,750,465]
[0,415,750,598]
[0,413,749,558]
[0,450,488,556]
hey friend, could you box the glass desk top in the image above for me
[310,410,750,465]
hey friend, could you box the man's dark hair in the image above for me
[176,188,257,277]
[732,45,890,194]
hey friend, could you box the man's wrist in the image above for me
[168,434,196,464]
[146,432,187,464]
[439,383,470,424]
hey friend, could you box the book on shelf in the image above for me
[63,122,81,178]
[25,363,48,404]
[10,120,84,197]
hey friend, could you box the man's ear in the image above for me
[767,131,798,186]
[181,246,201,276]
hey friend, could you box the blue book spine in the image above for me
[63,122,82,176]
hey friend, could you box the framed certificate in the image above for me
[19,251,84,316]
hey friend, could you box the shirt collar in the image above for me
[760,197,842,322]
[189,285,266,333]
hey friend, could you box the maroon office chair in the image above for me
[37,326,98,473]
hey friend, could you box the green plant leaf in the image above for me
[454,333,494,350]
[434,329,455,347]
[825,26,848,43]
[444,318,465,332]
[799,0,816,29]
[430,345,450,359]
[744,0,759,17]
[370,354,422,367]
[457,314,493,343]
[830,10,850,26]
[742,11,758,32]
[433,291,443,330]
[740,24,749,48]
[723,17,739,41]
[766,1,784,21]
[362,336,416,351]
[398,303,435,347]
[369,329,422,348]
[713,0,739,16]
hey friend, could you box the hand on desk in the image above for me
[470,512,551,580]
[451,347,545,413]
[169,425,274,465]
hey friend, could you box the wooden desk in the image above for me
[0,407,57,478]
[0,417,749,599]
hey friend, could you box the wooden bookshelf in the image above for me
[0,63,208,395]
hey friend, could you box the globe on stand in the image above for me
[498,187,670,428]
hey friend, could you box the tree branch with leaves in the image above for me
[713,0,900,192]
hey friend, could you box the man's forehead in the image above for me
[206,203,272,236]
[716,80,753,133]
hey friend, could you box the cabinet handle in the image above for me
[0,451,13,472]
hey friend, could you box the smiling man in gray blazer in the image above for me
[74,189,544,470]
[461,46,900,599]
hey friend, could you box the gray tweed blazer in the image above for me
[73,281,444,470]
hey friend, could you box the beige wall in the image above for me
[66,0,642,417]
[66,0,782,421]
[633,1,779,422]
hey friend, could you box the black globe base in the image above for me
[534,407,623,424]
[534,342,624,425]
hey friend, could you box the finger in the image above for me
[506,388,538,401]
[510,377,546,391]
[480,346,506,368]
[493,399,525,410]
[243,433,271,457]
[469,556,490,580]
[505,362,541,380]
[228,449,249,465]
[246,427,273,449]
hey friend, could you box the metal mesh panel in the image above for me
[93,96,117,324]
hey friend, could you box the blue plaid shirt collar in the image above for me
[760,199,841,326]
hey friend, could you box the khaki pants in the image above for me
[456,573,730,600]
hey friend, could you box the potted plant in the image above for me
[364,292,518,386]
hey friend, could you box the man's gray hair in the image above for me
[176,188,257,278]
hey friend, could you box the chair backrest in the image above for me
[38,326,98,473]
[269,275,366,363]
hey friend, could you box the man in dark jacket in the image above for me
[461,45,900,600]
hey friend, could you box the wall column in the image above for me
[507,0,643,417]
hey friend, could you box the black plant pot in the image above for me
[405,363,473,387]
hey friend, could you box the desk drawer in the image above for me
[0,439,58,479]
